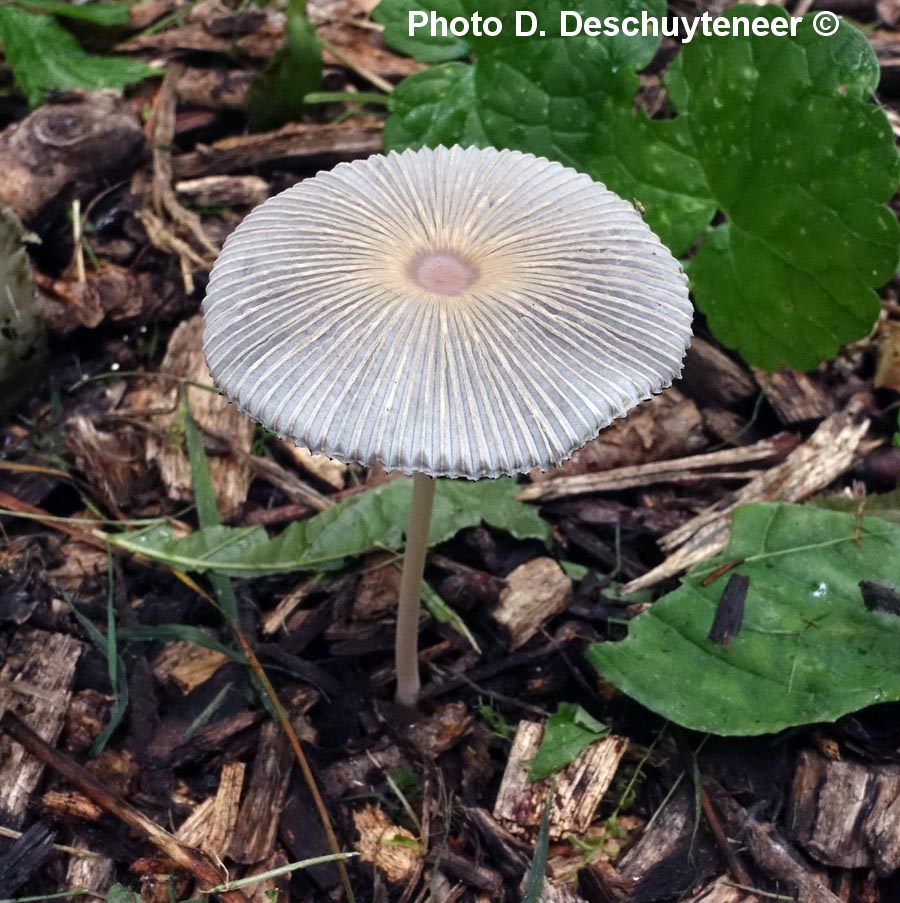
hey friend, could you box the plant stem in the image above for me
[395,473,436,706]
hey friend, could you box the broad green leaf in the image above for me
[381,0,664,168]
[0,6,156,106]
[589,503,900,736]
[245,0,322,132]
[583,111,715,256]
[110,478,550,577]
[105,886,142,903]
[383,62,490,150]
[380,2,900,369]
[529,702,609,780]
[670,6,900,369]
[15,0,132,26]
[0,204,46,418]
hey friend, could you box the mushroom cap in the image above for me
[202,145,692,479]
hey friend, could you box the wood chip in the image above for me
[275,440,349,490]
[754,367,835,424]
[353,554,401,620]
[0,629,84,827]
[714,789,843,903]
[406,702,473,758]
[625,397,870,592]
[261,578,318,636]
[129,315,254,521]
[788,749,900,875]
[177,761,246,860]
[679,337,757,407]
[618,786,694,885]
[353,803,421,883]
[40,789,104,822]
[150,638,230,694]
[491,558,572,650]
[226,721,294,864]
[874,320,900,392]
[493,721,627,840]
[65,836,114,901]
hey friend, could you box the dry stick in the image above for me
[0,490,108,549]
[319,38,395,94]
[0,712,251,903]
[395,473,437,706]
[517,434,797,502]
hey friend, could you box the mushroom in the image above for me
[202,145,692,706]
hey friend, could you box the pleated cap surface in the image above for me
[202,145,693,479]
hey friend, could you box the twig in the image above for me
[0,825,103,859]
[0,712,251,903]
[674,731,752,888]
[518,434,797,502]
[72,199,85,283]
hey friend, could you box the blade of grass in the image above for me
[304,91,388,105]
[0,891,89,903]
[204,853,359,893]
[521,789,553,903]
[65,591,129,756]
[117,625,245,661]
[181,391,355,903]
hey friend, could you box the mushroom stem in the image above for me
[395,472,437,706]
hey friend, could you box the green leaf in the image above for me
[105,886,141,903]
[381,0,664,168]
[380,2,900,369]
[0,6,156,106]
[0,204,46,419]
[110,478,550,577]
[245,0,322,132]
[529,702,609,780]
[671,6,900,369]
[583,110,715,257]
[15,0,132,26]
[588,502,900,736]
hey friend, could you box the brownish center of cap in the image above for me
[410,251,479,296]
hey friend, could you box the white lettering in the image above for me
[516,11,537,36]
[560,11,582,37]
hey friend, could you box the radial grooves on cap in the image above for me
[202,145,693,479]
